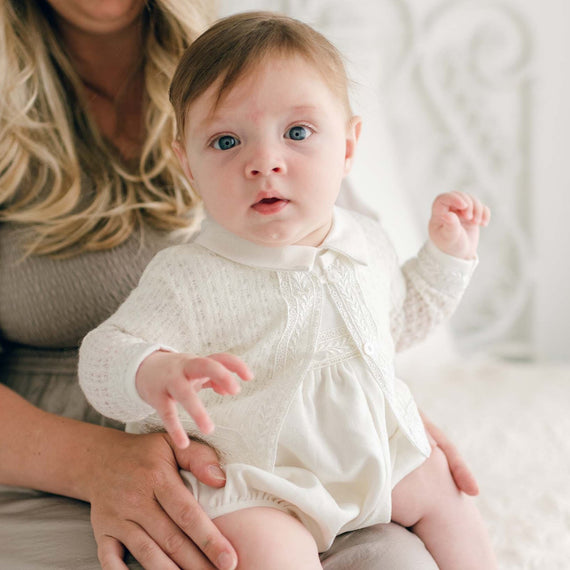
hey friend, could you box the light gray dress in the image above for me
[0,219,436,569]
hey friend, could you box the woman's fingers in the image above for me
[119,525,181,570]
[90,432,236,570]
[174,437,227,487]
[98,535,129,570]
[126,501,222,570]
[153,469,237,570]
[440,437,480,496]
[421,412,480,496]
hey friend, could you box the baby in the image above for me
[79,11,496,569]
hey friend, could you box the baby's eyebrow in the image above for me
[193,103,322,134]
[290,105,319,113]
[198,112,227,130]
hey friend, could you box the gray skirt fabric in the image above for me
[0,347,436,569]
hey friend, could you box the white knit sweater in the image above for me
[79,207,476,468]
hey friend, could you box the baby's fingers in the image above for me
[169,379,216,436]
[183,357,244,397]
[460,195,491,227]
[156,398,191,449]
[208,353,254,382]
[433,191,490,226]
[432,191,468,218]
[478,203,491,226]
[203,353,253,397]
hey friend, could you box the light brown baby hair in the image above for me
[169,11,352,141]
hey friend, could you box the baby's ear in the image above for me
[172,139,195,182]
[344,116,362,174]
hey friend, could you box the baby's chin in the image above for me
[231,223,293,248]
[243,231,297,248]
[232,217,331,248]
[253,227,328,248]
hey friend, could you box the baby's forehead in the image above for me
[209,53,345,112]
[178,51,351,139]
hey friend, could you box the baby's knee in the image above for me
[215,507,321,570]
[423,445,453,482]
[416,446,460,500]
[392,446,458,524]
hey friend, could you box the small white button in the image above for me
[363,342,375,356]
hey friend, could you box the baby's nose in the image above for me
[245,149,286,178]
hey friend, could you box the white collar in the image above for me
[193,206,369,271]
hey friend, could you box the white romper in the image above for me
[180,255,428,551]
[79,207,476,552]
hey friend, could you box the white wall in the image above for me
[218,0,570,362]
[352,0,570,362]
[527,1,570,361]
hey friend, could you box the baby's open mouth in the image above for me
[251,196,289,214]
[257,197,281,205]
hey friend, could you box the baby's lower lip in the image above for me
[251,198,289,215]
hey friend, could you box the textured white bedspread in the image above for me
[404,358,570,570]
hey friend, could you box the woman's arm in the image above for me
[0,384,238,570]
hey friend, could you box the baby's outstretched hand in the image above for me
[428,191,490,260]
[135,351,253,449]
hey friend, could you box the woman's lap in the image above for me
[321,521,437,570]
[0,486,436,569]
[0,485,107,570]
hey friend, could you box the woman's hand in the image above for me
[87,429,238,570]
[420,411,480,496]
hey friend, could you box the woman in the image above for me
[0,1,478,569]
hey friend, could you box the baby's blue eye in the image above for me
[213,135,239,150]
[286,125,311,141]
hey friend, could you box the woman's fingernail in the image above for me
[217,551,237,570]
[208,464,226,481]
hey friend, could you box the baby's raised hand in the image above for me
[428,191,490,260]
[135,351,253,449]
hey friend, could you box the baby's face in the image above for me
[175,55,360,247]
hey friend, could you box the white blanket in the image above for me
[405,357,570,569]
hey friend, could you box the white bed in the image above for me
[400,351,570,569]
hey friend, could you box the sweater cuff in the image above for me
[416,240,478,296]
[123,343,178,416]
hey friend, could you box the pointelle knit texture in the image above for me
[79,207,476,469]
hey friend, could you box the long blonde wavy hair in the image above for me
[0,0,216,257]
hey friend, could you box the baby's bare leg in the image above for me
[392,446,497,570]
[214,507,321,570]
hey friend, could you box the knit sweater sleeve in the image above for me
[389,240,477,352]
[78,246,195,423]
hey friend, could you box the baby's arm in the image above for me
[79,245,241,430]
[135,350,252,449]
[389,192,490,350]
